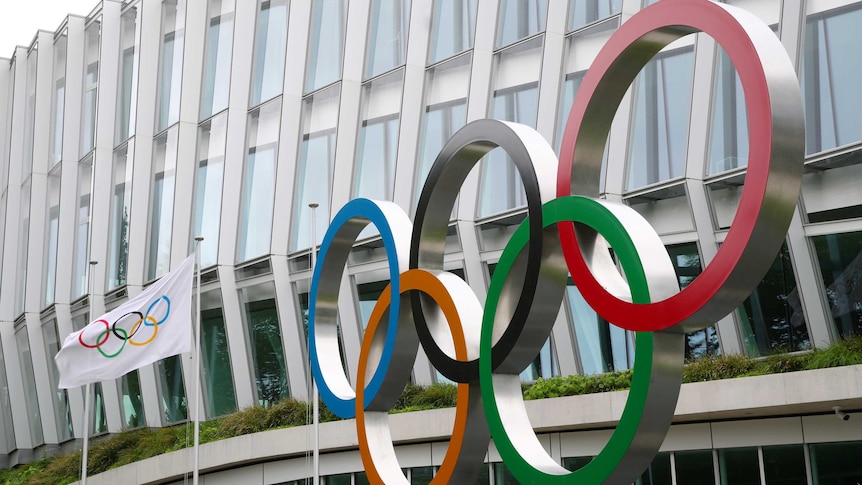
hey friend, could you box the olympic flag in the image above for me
[55,256,194,389]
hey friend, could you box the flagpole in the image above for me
[82,260,98,485]
[309,203,320,485]
[193,237,203,485]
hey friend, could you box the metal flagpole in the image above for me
[309,203,320,485]
[193,237,204,485]
[82,260,98,485]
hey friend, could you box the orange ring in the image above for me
[128,316,159,346]
[356,269,472,484]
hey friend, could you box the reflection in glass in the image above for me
[49,35,67,166]
[496,0,548,47]
[812,231,862,338]
[116,5,140,144]
[201,289,237,417]
[709,48,748,174]
[568,0,620,32]
[556,71,583,152]
[298,291,347,374]
[147,128,179,280]
[306,0,347,92]
[428,0,476,64]
[718,447,759,485]
[802,6,862,154]
[354,70,404,200]
[674,450,715,485]
[251,0,288,106]
[240,282,289,406]
[238,100,281,262]
[108,144,134,290]
[80,20,100,158]
[365,0,411,79]
[157,0,186,132]
[71,314,107,434]
[193,113,227,267]
[762,445,806,484]
[41,319,74,441]
[73,157,93,299]
[292,85,340,251]
[562,456,592,472]
[201,0,235,119]
[15,182,31,316]
[15,327,44,445]
[739,243,810,356]
[808,442,862,484]
[637,452,672,485]
[411,466,433,485]
[44,168,61,307]
[667,243,721,359]
[120,370,145,428]
[157,355,187,424]
[566,279,632,374]
[627,48,694,190]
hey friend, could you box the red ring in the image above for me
[78,320,111,348]
[557,0,801,331]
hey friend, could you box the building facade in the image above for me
[0,0,860,482]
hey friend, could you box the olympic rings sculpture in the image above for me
[309,1,804,483]
[78,296,172,359]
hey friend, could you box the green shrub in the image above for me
[683,353,756,383]
[806,336,862,369]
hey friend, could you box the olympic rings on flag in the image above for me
[307,0,804,483]
[77,296,172,359]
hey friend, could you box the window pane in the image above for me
[120,370,146,428]
[496,0,548,47]
[41,319,74,441]
[0,340,15,452]
[251,0,288,106]
[71,315,107,434]
[201,0,235,119]
[493,462,520,485]
[116,5,140,145]
[16,181,31,316]
[638,452,672,485]
[566,280,632,374]
[80,20,100,158]
[738,243,811,356]
[193,112,227,267]
[157,0,186,132]
[108,143,134,290]
[157,354,187,424]
[353,70,404,200]
[562,456,592,472]
[627,48,694,190]
[568,0,621,31]
[811,231,862,339]
[411,466,433,485]
[802,5,862,155]
[291,84,340,251]
[709,47,748,174]
[365,0,411,79]
[674,450,715,485]
[201,289,237,417]
[43,169,61,307]
[667,243,721,359]
[428,0,477,64]
[238,100,281,262]
[305,0,347,92]
[323,474,352,485]
[240,282,289,406]
[49,34,67,166]
[147,127,179,280]
[812,441,862,483]
[719,447,760,485]
[15,327,43,445]
[73,157,93,299]
[23,48,38,175]
[762,444,806,485]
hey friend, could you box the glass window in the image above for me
[108,143,134,290]
[41,319,73,441]
[193,112,227,267]
[494,462,520,485]
[718,447,759,485]
[562,456,592,472]
[120,370,145,428]
[157,0,186,132]
[812,231,862,339]
[627,48,694,190]
[16,181,31,316]
[667,243,721,360]
[0,339,15,452]
[411,466,433,484]
[238,99,281,262]
[22,48,38,176]
[251,0,288,106]
[762,445,806,485]
[291,84,340,252]
[49,34,67,166]
[709,47,748,175]
[71,314,107,434]
[116,5,140,145]
[73,156,93,300]
[428,0,477,64]
[80,20,100,159]
[414,54,470,210]
[240,282,289,406]
[201,289,237,417]
[43,168,61,308]
[201,0,235,119]
[15,326,43,446]
[147,127,179,281]
[674,450,715,485]
[738,242,811,356]
[556,71,584,152]
[353,70,404,201]
[305,0,347,93]
[323,474,352,485]
[811,441,862,483]
[566,278,632,374]
[357,280,388,331]
[637,452,672,485]
[569,0,621,31]
[157,354,187,424]
[802,5,862,155]
[365,0,411,79]
[297,290,347,374]
[496,0,548,47]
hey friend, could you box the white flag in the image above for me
[55,256,194,389]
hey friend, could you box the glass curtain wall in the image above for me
[238,99,281,262]
[72,156,93,299]
[709,48,748,174]
[157,355,187,423]
[108,142,135,290]
[116,4,140,145]
[147,128,179,280]
[667,243,721,359]
[496,0,548,47]
[353,70,404,201]
[71,313,107,434]
[365,0,411,79]
[566,279,632,374]
[291,84,340,251]
[0,341,16,452]
[23,48,38,176]
[250,0,288,106]
[80,20,100,158]
[157,0,186,132]
[43,168,62,307]
[201,289,237,417]
[240,282,290,406]
[568,0,620,31]
[193,112,227,267]
[120,370,145,428]
[15,326,43,446]
[201,0,235,119]
[428,0,477,64]
[305,0,347,92]
[812,230,862,339]
[15,181,31,316]
[41,319,73,441]
[49,34,67,167]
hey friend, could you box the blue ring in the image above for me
[309,199,403,418]
[144,296,171,326]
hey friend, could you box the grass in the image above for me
[3,335,860,484]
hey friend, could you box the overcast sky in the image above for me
[0,0,97,58]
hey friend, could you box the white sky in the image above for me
[0,0,98,58]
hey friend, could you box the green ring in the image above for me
[97,327,127,359]
[479,195,657,484]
